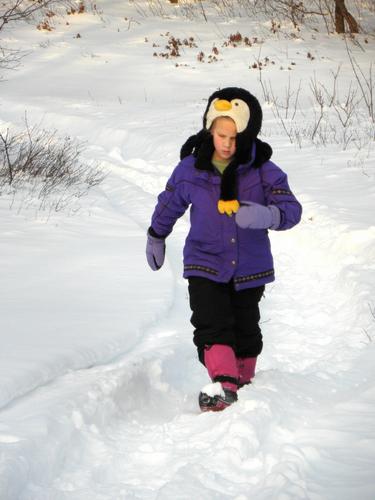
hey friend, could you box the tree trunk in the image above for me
[335,0,359,33]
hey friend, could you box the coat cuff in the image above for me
[148,226,166,239]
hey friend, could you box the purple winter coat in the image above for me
[150,153,302,291]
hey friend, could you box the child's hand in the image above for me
[235,201,280,230]
[146,232,166,271]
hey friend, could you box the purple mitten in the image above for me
[235,201,280,230]
[146,233,166,271]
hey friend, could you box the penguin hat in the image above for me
[180,87,272,215]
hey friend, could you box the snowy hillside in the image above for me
[0,1,375,498]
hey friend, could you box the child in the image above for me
[146,87,302,412]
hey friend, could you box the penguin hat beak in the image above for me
[214,99,232,111]
[205,97,250,133]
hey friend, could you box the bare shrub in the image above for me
[0,0,77,74]
[0,121,105,214]
[244,0,362,34]
[345,38,374,122]
[309,74,326,141]
[0,46,26,80]
[0,0,70,31]
[259,64,375,151]
[260,74,303,145]
[135,0,367,34]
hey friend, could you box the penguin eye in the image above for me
[231,99,248,111]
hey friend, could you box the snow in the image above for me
[1,1,375,498]
[201,382,225,398]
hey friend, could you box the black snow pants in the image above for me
[188,277,265,364]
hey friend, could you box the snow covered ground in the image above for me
[1,1,375,498]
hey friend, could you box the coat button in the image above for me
[231,238,236,243]
[231,260,236,265]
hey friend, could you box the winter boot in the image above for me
[199,344,239,412]
[199,382,238,412]
[237,357,257,388]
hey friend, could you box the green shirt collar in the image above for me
[211,157,230,175]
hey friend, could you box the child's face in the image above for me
[211,117,237,162]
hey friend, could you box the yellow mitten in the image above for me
[218,199,240,216]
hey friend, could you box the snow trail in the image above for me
[0,139,374,498]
